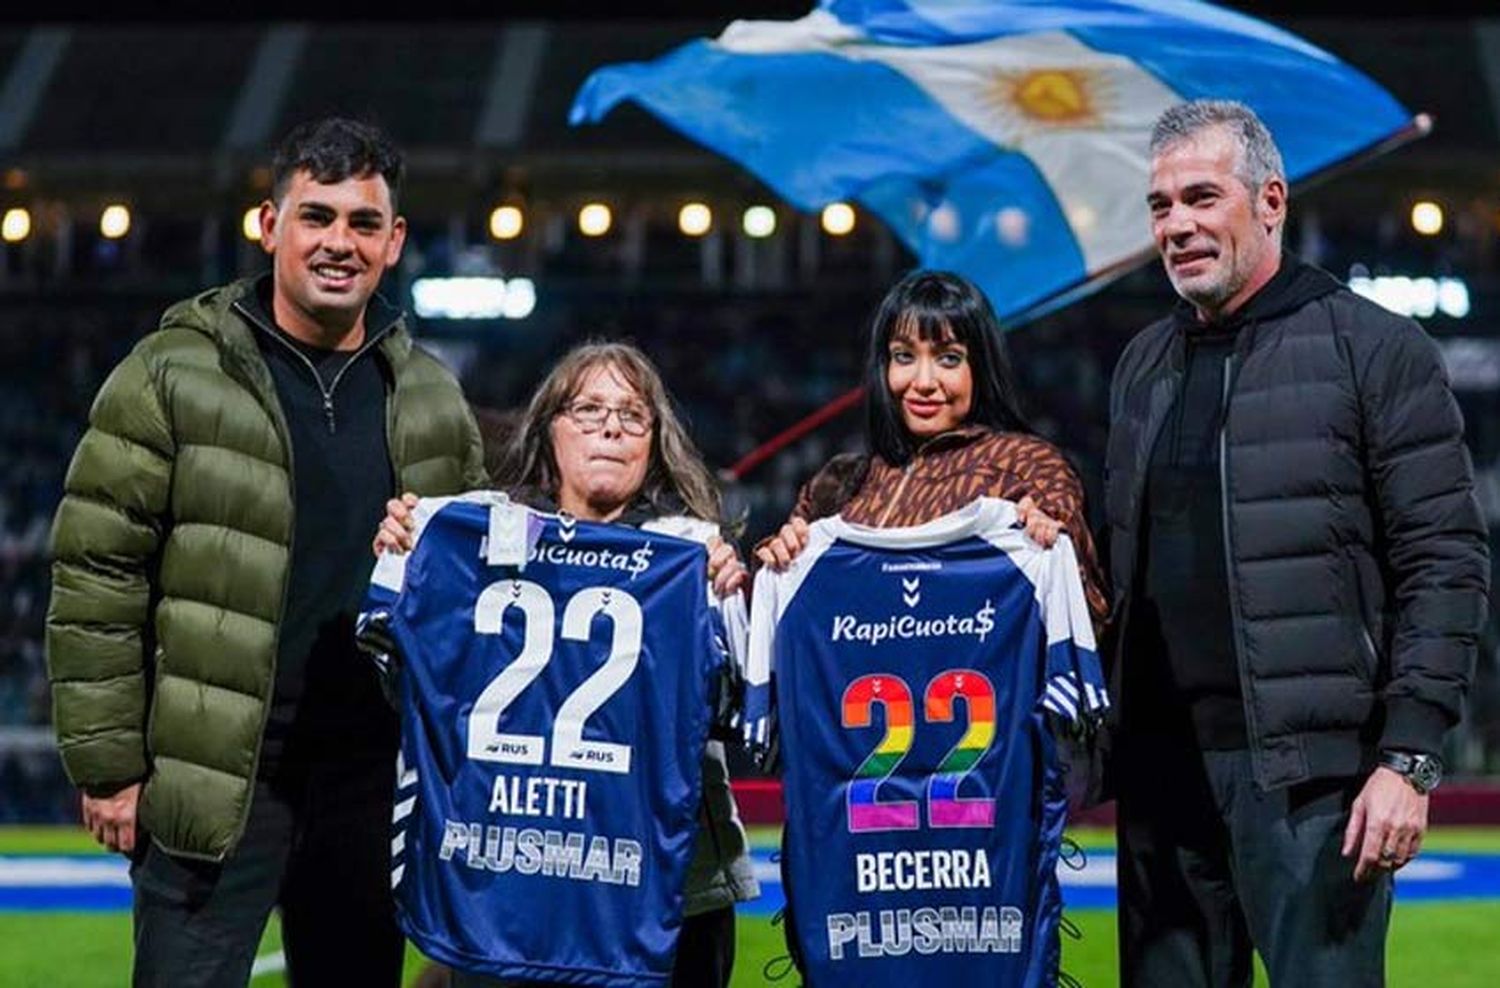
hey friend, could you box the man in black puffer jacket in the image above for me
[1103,100,1488,987]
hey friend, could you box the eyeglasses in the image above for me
[560,399,653,436]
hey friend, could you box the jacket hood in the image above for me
[1169,254,1343,334]
[155,274,407,358]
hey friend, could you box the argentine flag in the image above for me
[570,0,1418,324]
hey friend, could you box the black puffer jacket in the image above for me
[1104,257,1489,789]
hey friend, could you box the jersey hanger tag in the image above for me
[486,501,533,569]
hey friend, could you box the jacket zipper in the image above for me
[206,296,401,860]
[876,461,917,527]
[1218,354,1264,764]
[251,321,390,435]
[875,433,949,527]
[213,300,304,862]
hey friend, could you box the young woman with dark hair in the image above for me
[757,269,1108,625]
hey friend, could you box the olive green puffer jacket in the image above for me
[46,277,486,861]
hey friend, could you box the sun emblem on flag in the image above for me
[982,66,1111,137]
[1014,70,1093,122]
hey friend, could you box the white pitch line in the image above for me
[750,853,1467,887]
[0,856,130,887]
[250,950,286,979]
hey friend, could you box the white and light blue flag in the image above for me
[570,0,1419,323]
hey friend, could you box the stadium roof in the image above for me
[0,14,1496,217]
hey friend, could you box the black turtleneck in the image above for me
[1138,317,1244,750]
[1128,257,1347,751]
[1135,259,1303,749]
[243,280,399,777]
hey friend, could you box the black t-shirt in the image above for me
[1136,325,1247,751]
[248,297,398,777]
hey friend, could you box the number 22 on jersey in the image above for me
[467,578,642,775]
[844,669,997,833]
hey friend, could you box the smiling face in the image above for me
[549,363,654,522]
[258,168,407,345]
[886,319,974,439]
[1147,125,1285,322]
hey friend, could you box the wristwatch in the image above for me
[1379,750,1443,795]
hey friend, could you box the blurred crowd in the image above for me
[2,271,1497,820]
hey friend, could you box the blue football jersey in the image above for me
[358,492,744,986]
[747,497,1107,988]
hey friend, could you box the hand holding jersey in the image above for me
[358,493,752,985]
[380,492,748,599]
[747,497,1106,987]
[756,495,1064,573]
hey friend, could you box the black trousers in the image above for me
[448,905,737,988]
[130,752,404,988]
[1115,743,1392,988]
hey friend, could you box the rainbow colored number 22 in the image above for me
[842,670,997,833]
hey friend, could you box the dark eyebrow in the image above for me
[1147,180,1223,207]
[1182,181,1224,197]
[294,202,386,225]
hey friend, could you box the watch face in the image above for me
[1413,758,1442,791]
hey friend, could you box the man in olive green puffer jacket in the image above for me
[45,118,486,988]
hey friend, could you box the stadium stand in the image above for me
[1,15,1499,821]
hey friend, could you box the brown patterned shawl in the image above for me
[784,425,1109,626]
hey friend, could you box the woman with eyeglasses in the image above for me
[374,341,757,988]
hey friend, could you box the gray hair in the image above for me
[1150,100,1285,193]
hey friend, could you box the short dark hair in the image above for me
[863,270,1034,466]
[270,117,405,209]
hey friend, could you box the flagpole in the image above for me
[1288,112,1434,195]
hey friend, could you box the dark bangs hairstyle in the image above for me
[864,270,1034,466]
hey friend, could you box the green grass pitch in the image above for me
[2,825,1497,987]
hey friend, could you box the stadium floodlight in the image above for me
[500,278,537,319]
[1411,201,1443,236]
[1,207,31,243]
[742,205,776,239]
[1350,274,1470,319]
[678,202,712,237]
[242,207,262,242]
[100,204,131,240]
[411,277,538,320]
[821,202,856,236]
[578,203,612,237]
[489,205,524,241]
[1437,277,1471,318]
